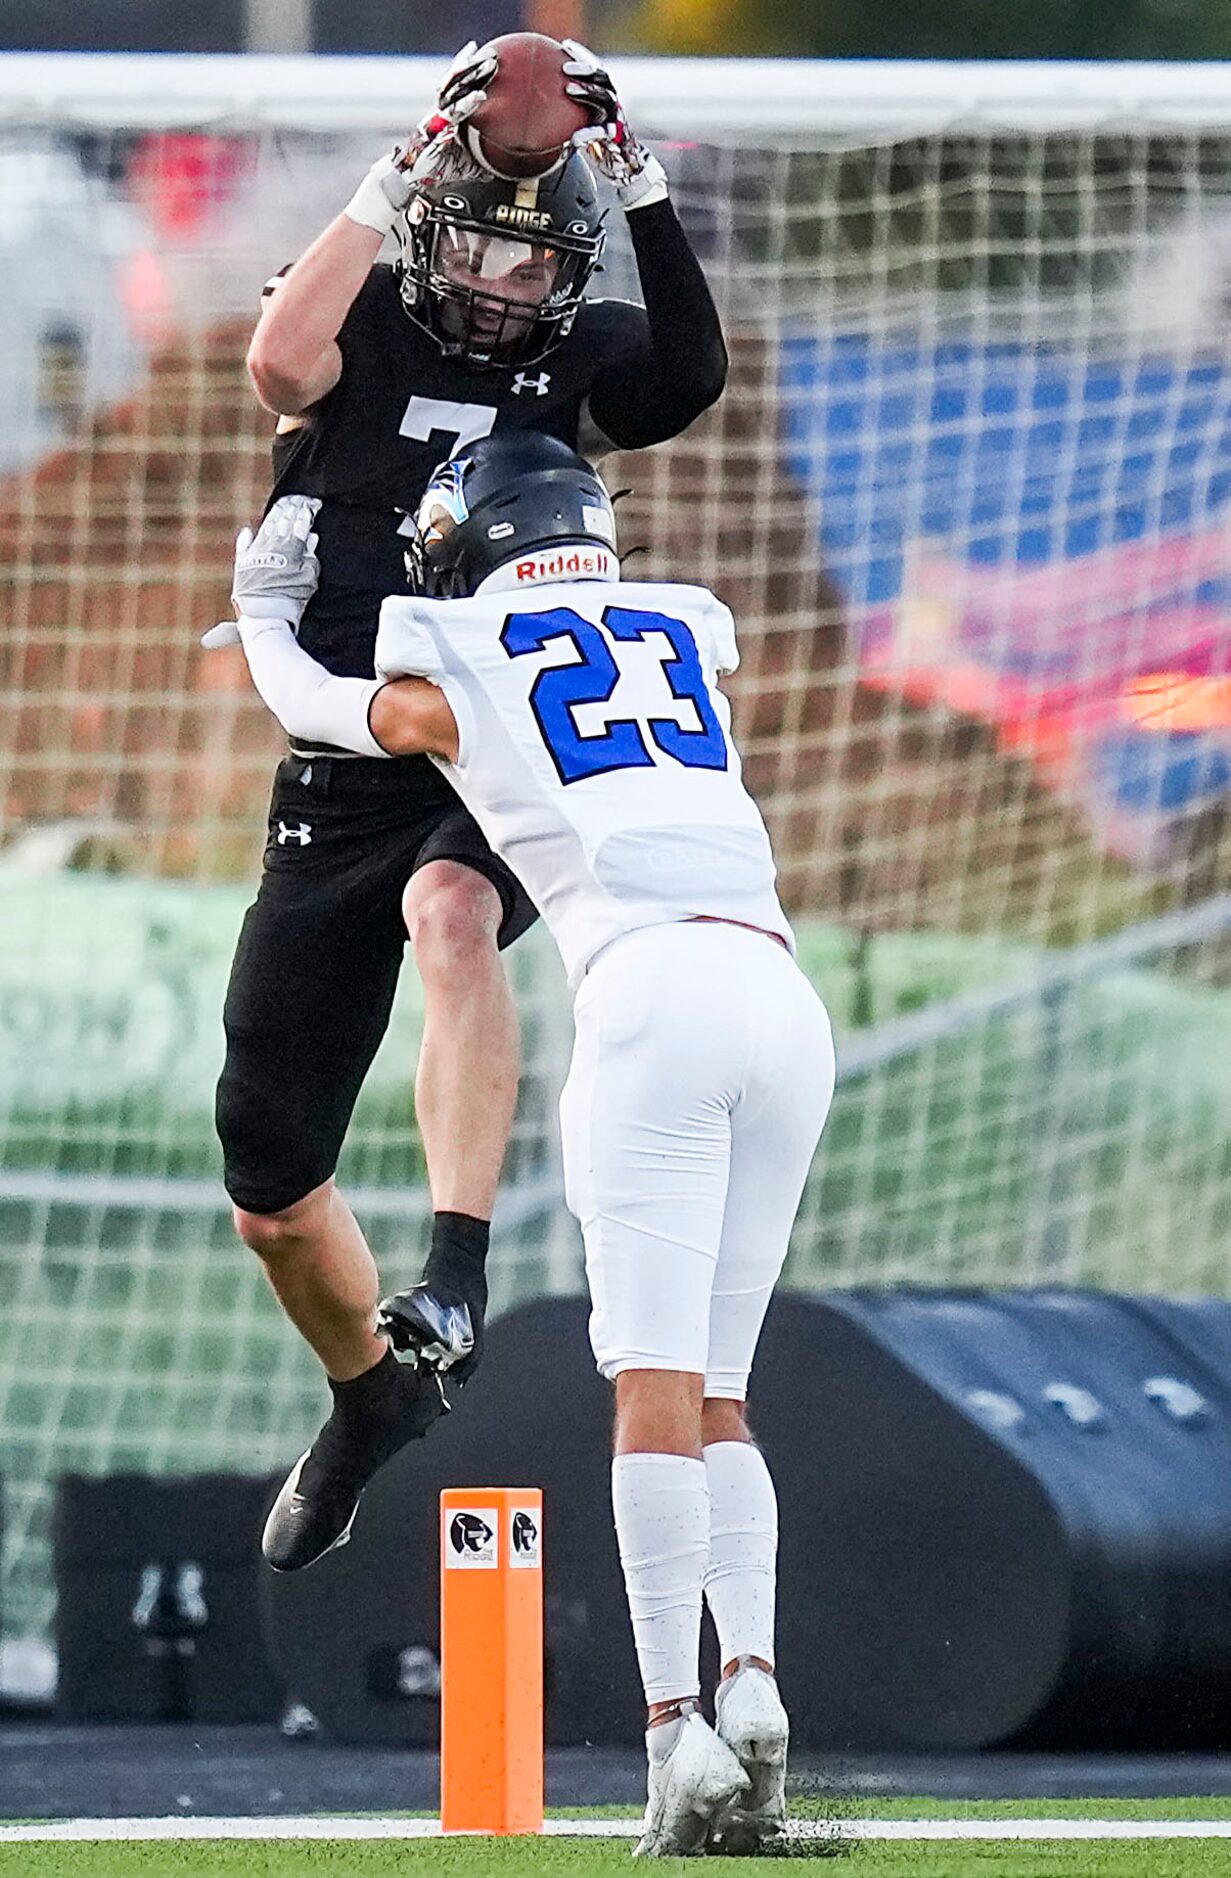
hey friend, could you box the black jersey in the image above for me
[269,266,649,678]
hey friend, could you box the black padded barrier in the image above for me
[54,1471,283,1723]
[260,1288,1231,1750]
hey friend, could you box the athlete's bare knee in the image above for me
[614,1369,705,1457]
[701,1397,752,1446]
[234,1179,335,1264]
[403,863,502,980]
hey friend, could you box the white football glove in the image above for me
[562,41,668,211]
[202,495,321,650]
[344,41,494,235]
[433,39,499,132]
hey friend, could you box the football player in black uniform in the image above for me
[218,43,728,1572]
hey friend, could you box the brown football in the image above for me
[463,33,593,180]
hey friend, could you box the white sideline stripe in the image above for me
[6,1816,1231,1843]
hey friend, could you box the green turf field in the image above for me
[5,1840,1231,1878]
[8,1805,1231,1878]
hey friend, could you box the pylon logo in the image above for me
[451,1513,493,1554]
[446,1508,498,1569]
[508,1505,541,1569]
[512,1512,536,1553]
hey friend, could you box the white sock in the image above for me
[703,1440,778,1670]
[611,1453,709,1706]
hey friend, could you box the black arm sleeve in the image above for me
[585,199,728,450]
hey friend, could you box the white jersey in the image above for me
[376,579,793,988]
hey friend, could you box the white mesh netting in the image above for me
[3,59,1231,1641]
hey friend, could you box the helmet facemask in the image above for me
[405,457,474,598]
[396,162,606,370]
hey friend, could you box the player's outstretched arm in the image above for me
[206,496,457,760]
[236,616,456,762]
[234,612,393,758]
[567,46,727,451]
[247,44,492,415]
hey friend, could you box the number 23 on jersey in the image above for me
[501,605,729,785]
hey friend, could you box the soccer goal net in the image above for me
[3,55,1231,1647]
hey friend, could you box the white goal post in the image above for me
[3,56,1231,1651]
[3,53,1231,135]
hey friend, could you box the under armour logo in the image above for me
[276,821,312,846]
[511,372,551,398]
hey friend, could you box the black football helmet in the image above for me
[406,432,618,598]
[396,151,605,369]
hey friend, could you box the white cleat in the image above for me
[710,1663,790,1854]
[634,1710,750,1858]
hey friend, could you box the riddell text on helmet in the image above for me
[516,548,614,582]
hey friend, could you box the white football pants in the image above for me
[559,920,835,1398]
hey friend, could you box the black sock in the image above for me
[328,1346,398,1423]
[314,1345,441,1475]
[425,1211,490,1292]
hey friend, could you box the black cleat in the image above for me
[378,1283,476,1376]
[262,1362,447,1573]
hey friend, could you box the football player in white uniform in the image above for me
[211,436,836,1856]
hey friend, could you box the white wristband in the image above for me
[620,153,669,213]
[343,154,410,237]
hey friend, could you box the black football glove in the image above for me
[379,1260,487,1389]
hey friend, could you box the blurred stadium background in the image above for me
[3,0,1231,1766]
